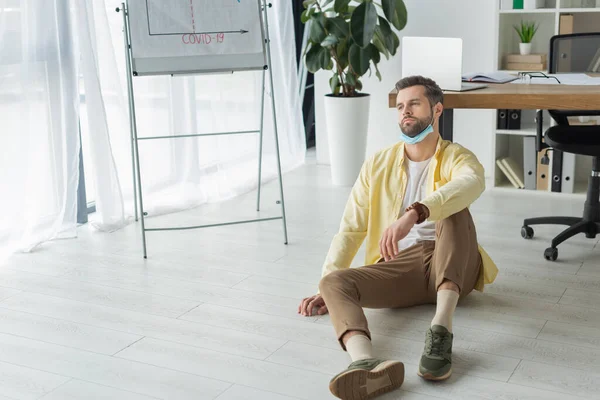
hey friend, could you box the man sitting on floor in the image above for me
[297,75,498,400]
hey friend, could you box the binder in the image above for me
[497,109,508,129]
[523,136,537,190]
[561,152,576,193]
[551,149,563,192]
[507,109,521,129]
[537,150,550,191]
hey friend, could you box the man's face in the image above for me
[396,86,434,137]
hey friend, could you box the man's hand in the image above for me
[379,209,419,262]
[298,294,328,316]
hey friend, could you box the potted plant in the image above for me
[301,0,407,186]
[514,20,538,55]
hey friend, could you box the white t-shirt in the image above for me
[397,157,436,251]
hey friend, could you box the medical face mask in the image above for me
[399,111,435,145]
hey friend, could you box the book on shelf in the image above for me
[505,54,547,64]
[462,71,518,83]
[496,157,525,189]
[505,62,546,71]
[504,54,547,71]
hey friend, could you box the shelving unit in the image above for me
[491,0,600,197]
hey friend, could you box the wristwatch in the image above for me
[405,202,430,224]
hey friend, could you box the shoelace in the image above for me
[424,330,450,358]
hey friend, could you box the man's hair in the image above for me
[394,75,443,106]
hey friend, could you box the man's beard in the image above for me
[399,112,433,137]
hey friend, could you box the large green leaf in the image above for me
[382,0,408,31]
[372,34,389,60]
[377,18,396,54]
[334,0,351,13]
[367,43,380,64]
[309,13,327,43]
[321,34,339,47]
[349,43,370,76]
[374,63,382,81]
[378,17,393,39]
[345,73,357,87]
[320,47,332,70]
[350,1,377,48]
[301,9,310,24]
[390,31,400,56]
[326,17,349,39]
[329,73,340,94]
[305,44,330,73]
[381,0,395,22]
[336,38,350,70]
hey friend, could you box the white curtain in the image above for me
[78,0,306,231]
[0,0,305,263]
[0,0,80,263]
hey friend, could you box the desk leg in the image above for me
[440,109,454,142]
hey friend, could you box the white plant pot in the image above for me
[324,93,370,186]
[520,43,532,55]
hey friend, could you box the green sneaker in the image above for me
[418,325,453,381]
[329,358,404,400]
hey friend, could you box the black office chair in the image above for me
[521,33,600,261]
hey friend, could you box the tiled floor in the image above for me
[1,152,599,399]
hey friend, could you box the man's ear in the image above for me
[434,103,444,118]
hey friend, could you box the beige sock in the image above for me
[345,334,373,362]
[431,289,459,332]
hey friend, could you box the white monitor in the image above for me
[401,37,486,92]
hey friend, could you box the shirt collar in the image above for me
[397,134,443,167]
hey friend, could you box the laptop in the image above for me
[401,37,488,92]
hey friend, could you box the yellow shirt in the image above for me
[320,135,498,292]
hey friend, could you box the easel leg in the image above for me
[122,12,138,222]
[262,0,288,245]
[256,69,266,211]
[121,3,148,257]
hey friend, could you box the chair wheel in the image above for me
[544,247,558,261]
[521,226,534,239]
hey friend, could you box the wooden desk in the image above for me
[388,83,600,141]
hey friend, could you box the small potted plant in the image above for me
[514,20,538,55]
[301,0,407,186]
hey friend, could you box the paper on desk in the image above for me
[511,73,600,85]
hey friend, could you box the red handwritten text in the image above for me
[182,33,225,45]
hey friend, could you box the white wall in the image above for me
[314,0,498,180]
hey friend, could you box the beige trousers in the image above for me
[319,208,482,349]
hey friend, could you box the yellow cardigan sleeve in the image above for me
[318,156,372,291]
[420,147,485,221]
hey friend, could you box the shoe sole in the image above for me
[329,360,405,400]
[417,367,452,381]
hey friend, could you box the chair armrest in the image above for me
[546,124,600,136]
[545,124,600,149]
